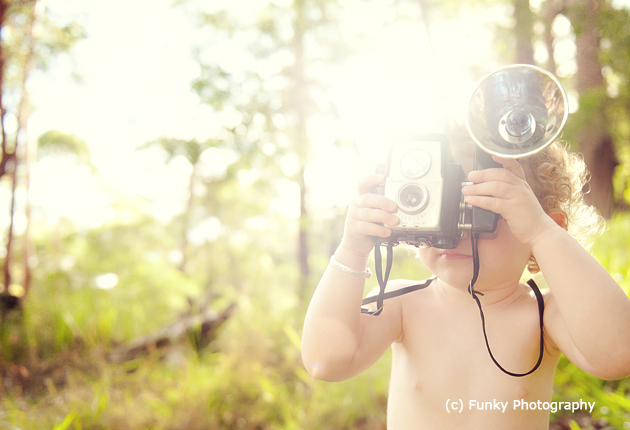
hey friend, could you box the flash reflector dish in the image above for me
[466,64,569,158]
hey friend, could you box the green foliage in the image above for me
[1,216,392,429]
[1,332,389,429]
[598,6,630,210]
[37,130,91,162]
[589,214,630,295]
[549,215,630,428]
[5,1,630,429]
[553,355,630,427]
[23,215,201,356]
[34,19,85,71]
[3,0,84,93]
[137,137,221,166]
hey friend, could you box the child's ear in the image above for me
[549,211,567,230]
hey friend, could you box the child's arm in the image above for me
[532,223,630,379]
[463,157,630,380]
[301,175,403,381]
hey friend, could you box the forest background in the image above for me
[1,0,630,428]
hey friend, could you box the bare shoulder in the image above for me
[362,277,436,317]
[361,278,434,345]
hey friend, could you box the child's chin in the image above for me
[436,270,475,290]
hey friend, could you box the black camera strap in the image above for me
[362,235,545,377]
[468,232,545,377]
[361,241,436,315]
[360,240,393,316]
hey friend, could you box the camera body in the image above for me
[376,134,500,249]
[371,65,568,250]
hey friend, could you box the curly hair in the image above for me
[519,141,605,273]
[447,121,604,273]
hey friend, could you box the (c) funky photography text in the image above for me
[445,399,596,414]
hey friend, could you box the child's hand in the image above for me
[462,156,559,248]
[341,174,399,256]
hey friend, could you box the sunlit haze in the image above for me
[26,0,541,228]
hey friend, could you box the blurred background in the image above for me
[1,0,630,428]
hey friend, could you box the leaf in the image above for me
[0,412,22,430]
[283,323,302,350]
[52,411,75,430]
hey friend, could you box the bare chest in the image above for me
[385,289,558,429]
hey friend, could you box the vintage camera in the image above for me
[375,135,500,249]
[375,64,569,249]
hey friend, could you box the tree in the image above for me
[0,0,83,316]
[512,0,535,64]
[595,3,630,213]
[137,137,225,275]
[493,0,629,218]
[186,0,352,298]
[567,0,617,218]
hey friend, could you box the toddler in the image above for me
[301,128,630,429]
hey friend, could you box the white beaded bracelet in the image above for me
[329,256,372,279]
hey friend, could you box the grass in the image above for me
[0,318,390,429]
[1,215,630,429]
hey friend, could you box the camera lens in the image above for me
[506,109,532,137]
[397,183,429,214]
[498,108,537,145]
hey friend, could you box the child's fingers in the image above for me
[346,218,393,238]
[462,180,513,200]
[467,165,521,185]
[491,155,526,180]
[350,205,399,225]
[464,193,532,220]
[467,156,526,185]
[463,194,500,213]
[341,175,399,250]
[349,198,399,225]
[355,193,397,213]
[358,174,385,195]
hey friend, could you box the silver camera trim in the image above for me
[498,109,537,144]
[399,148,431,179]
[383,140,443,233]
[397,182,429,215]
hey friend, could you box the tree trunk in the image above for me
[4,158,16,292]
[293,0,310,297]
[0,0,9,302]
[571,0,617,218]
[542,0,560,73]
[513,0,535,64]
[16,0,38,299]
[22,132,34,297]
[3,0,39,305]
[179,167,196,275]
[0,0,8,178]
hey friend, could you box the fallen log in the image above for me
[108,303,236,364]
